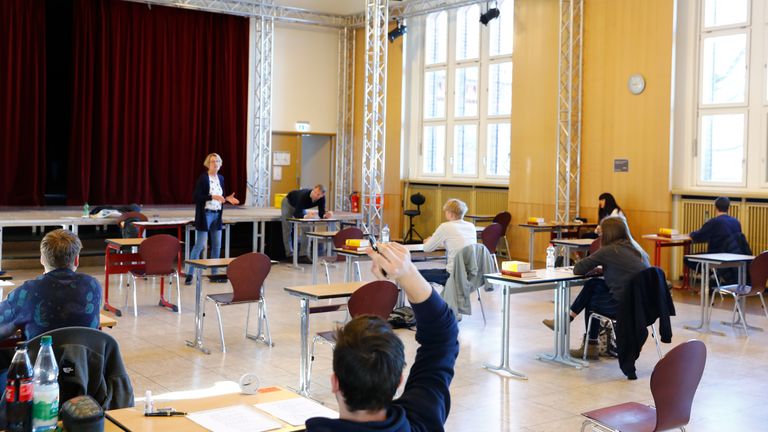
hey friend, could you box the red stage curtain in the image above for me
[67,0,249,205]
[0,0,46,206]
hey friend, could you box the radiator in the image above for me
[746,203,768,254]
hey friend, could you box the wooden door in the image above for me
[271,133,300,206]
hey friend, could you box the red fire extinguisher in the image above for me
[350,192,360,213]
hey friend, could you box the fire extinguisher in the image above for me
[350,192,360,213]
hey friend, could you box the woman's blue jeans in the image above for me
[186,212,222,275]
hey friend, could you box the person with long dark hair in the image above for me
[598,192,624,222]
[543,217,649,360]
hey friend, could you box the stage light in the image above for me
[479,7,500,25]
[388,22,407,43]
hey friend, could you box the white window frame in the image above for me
[404,2,513,185]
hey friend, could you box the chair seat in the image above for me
[206,292,259,306]
[582,402,657,432]
[315,330,337,343]
[716,283,753,296]
[404,210,420,217]
[129,269,175,278]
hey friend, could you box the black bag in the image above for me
[388,306,416,330]
[120,217,141,238]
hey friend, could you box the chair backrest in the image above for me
[227,253,272,303]
[650,339,707,431]
[747,251,768,296]
[118,211,148,238]
[492,211,511,229]
[480,223,505,254]
[589,237,601,254]
[118,211,148,224]
[26,327,134,410]
[410,193,426,208]
[347,280,399,320]
[333,227,364,248]
[138,234,179,275]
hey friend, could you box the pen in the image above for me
[144,411,187,417]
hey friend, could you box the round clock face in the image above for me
[238,373,260,395]
[628,74,646,95]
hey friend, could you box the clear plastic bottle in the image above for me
[32,336,58,432]
[82,202,90,218]
[545,244,556,269]
[381,224,390,243]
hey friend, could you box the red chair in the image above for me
[126,234,181,316]
[480,223,504,274]
[204,253,273,353]
[710,251,768,335]
[307,280,399,390]
[321,227,364,284]
[581,339,707,432]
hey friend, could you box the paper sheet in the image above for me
[254,398,339,426]
[186,405,282,432]
[0,281,14,287]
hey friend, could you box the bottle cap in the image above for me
[41,335,52,345]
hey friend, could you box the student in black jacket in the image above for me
[305,242,459,432]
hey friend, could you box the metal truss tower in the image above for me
[555,0,584,223]
[335,27,356,212]
[250,1,274,207]
[361,0,389,236]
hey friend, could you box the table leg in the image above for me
[528,230,535,270]
[186,267,211,354]
[681,243,691,290]
[291,222,302,270]
[684,262,725,336]
[297,298,310,396]
[539,281,588,368]
[311,237,319,285]
[344,256,352,282]
[483,285,527,379]
[102,246,122,317]
[0,226,4,272]
[654,241,662,267]
[184,226,191,266]
[224,224,231,258]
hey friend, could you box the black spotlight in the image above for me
[479,7,500,25]
[388,22,407,43]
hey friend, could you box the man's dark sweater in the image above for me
[689,214,743,254]
[287,189,326,219]
[305,290,459,432]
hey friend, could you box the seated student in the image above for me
[418,199,477,287]
[583,192,625,239]
[543,217,649,360]
[685,196,746,284]
[305,242,459,431]
[0,230,102,379]
[281,184,333,264]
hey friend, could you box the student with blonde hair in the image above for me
[418,199,477,286]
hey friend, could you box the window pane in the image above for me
[423,126,446,174]
[455,67,479,117]
[456,5,480,60]
[424,70,446,119]
[425,11,447,65]
[489,0,514,56]
[454,124,478,175]
[700,114,744,183]
[489,62,513,115]
[704,0,748,28]
[487,123,511,176]
[701,33,747,104]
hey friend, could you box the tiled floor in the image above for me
[8,261,768,431]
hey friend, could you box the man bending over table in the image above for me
[305,242,459,431]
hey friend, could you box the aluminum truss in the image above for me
[250,2,274,207]
[335,27,356,212]
[361,0,389,236]
[555,0,583,223]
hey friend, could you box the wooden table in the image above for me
[683,253,754,336]
[551,238,595,266]
[287,218,346,270]
[284,281,366,396]
[307,231,338,284]
[518,222,597,269]
[184,258,236,354]
[105,386,309,432]
[642,234,694,290]
[484,269,587,379]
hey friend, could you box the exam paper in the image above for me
[254,398,339,426]
[186,405,282,432]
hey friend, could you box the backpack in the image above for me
[388,306,416,330]
[597,319,618,358]
[121,217,141,238]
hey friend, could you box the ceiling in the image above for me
[275,0,404,16]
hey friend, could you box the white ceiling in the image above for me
[275,0,408,16]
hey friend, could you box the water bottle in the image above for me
[6,342,34,432]
[381,224,390,243]
[546,244,556,269]
[32,336,58,432]
[82,202,90,218]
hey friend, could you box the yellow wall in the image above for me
[512,0,675,268]
[353,26,404,236]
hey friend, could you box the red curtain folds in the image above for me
[0,0,46,206]
[67,0,249,205]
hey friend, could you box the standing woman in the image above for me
[185,153,239,285]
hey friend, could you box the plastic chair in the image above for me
[126,234,181,316]
[480,223,504,274]
[710,251,768,334]
[321,227,364,284]
[403,193,426,243]
[492,211,512,258]
[204,253,274,353]
[307,280,399,391]
[581,339,707,432]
